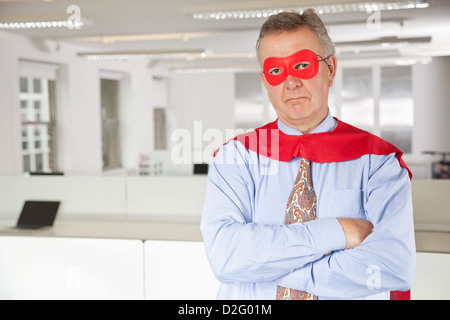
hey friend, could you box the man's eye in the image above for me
[294,62,311,70]
[268,68,283,75]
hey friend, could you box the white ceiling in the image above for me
[1,0,450,69]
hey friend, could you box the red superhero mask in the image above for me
[263,49,323,86]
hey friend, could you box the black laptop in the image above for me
[193,163,209,175]
[15,200,60,230]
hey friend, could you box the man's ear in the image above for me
[259,71,272,90]
[259,71,265,83]
[328,56,337,87]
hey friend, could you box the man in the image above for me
[201,9,415,300]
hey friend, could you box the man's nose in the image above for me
[285,75,303,90]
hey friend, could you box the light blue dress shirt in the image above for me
[200,112,415,300]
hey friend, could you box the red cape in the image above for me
[230,118,411,179]
[223,118,412,300]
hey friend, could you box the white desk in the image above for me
[0,236,144,300]
[0,218,218,300]
[1,218,449,252]
[413,252,450,300]
[144,240,220,300]
[0,218,203,242]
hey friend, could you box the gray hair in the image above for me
[256,9,336,66]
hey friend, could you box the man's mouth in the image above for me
[285,96,308,103]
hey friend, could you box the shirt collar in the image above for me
[277,109,337,136]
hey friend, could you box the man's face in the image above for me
[258,28,337,134]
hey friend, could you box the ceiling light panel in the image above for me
[171,65,260,74]
[0,13,90,29]
[0,20,83,29]
[188,0,431,20]
[77,49,206,60]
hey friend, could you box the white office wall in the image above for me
[167,72,235,165]
[0,31,21,174]
[0,176,127,218]
[0,176,211,221]
[411,179,450,227]
[63,58,103,174]
[126,176,207,218]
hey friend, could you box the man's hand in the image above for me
[337,218,374,250]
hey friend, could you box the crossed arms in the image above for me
[201,144,415,299]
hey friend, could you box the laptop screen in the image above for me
[17,201,60,228]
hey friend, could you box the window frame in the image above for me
[332,64,414,154]
[19,61,59,173]
[100,72,124,171]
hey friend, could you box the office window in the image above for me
[336,65,413,153]
[100,78,121,170]
[380,66,413,153]
[19,76,57,173]
[232,65,414,154]
[341,68,374,130]
[154,108,167,150]
[152,76,168,150]
[234,73,265,131]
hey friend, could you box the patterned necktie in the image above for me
[276,158,318,300]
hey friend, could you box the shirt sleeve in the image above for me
[275,153,416,299]
[200,142,346,284]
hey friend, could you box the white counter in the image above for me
[0,218,202,242]
[1,217,449,253]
